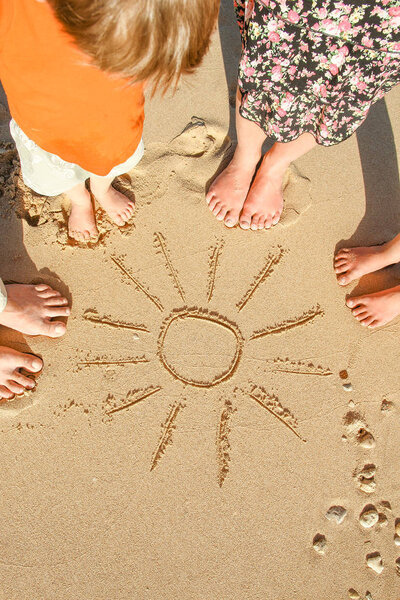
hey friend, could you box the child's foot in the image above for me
[205,149,260,227]
[92,185,135,226]
[0,284,69,337]
[334,245,394,286]
[238,152,285,230]
[0,347,42,401]
[68,186,99,242]
[346,285,400,328]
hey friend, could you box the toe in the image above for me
[338,275,351,286]
[205,190,215,205]
[224,211,239,228]
[352,306,367,316]
[114,215,125,227]
[0,386,14,400]
[335,264,349,274]
[35,284,50,292]
[208,197,219,211]
[212,203,222,217]
[239,208,253,230]
[264,216,273,229]
[360,315,374,327]
[45,306,70,318]
[21,354,43,373]
[336,249,350,259]
[271,212,281,226]
[37,288,61,299]
[45,296,69,307]
[6,380,25,395]
[13,371,36,389]
[347,296,364,308]
[250,216,260,231]
[216,207,228,221]
[354,311,368,321]
[43,320,66,338]
[334,258,348,267]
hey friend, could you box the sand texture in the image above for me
[1,2,400,599]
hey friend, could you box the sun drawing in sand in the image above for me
[83,233,332,486]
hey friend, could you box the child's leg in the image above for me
[67,182,98,242]
[334,233,400,286]
[89,175,135,227]
[238,132,316,230]
[206,88,266,227]
[206,87,316,229]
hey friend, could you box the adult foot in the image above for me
[238,152,285,230]
[68,186,99,242]
[335,245,394,286]
[205,149,260,228]
[0,284,69,337]
[0,347,42,401]
[92,185,135,226]
[346,285,400,328]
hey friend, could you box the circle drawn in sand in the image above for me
[158,308,244,387]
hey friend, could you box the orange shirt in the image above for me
[0,0,145,175]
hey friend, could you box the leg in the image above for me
[346,285,400,328]
[0,347,43,401]
[90,175,135,226]
[0,283,69,337]
[334,233,400,286]
[67,181,99,242]
[205,88,266,227]
[239,132,317,230]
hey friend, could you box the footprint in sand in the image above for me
[278,164,312,228]
[354,463,377,494]
[0,392,37,418]
[312,533,327,554]
[342,411,376,449]
[366,551,384,574]
[130,117,230,200]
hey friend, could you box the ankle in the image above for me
[233,144,261,170]
[381,238,400,265]
[261,150,290,177]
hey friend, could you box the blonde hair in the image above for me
[48,0,220,90]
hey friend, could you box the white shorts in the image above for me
[10,119,144,197]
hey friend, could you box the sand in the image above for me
[1,2,400,598]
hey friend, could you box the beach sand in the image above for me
[0,3,400,598]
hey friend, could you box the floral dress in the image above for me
[235,0,400,145]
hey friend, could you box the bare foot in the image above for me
[205,149,260,228]
[0,347,42,401]
[239,152,285,230]
[0,284,69,337]
[335,245,393,286]
[92,185,135,226]
[346,285,400,328]
[67,185,99,242]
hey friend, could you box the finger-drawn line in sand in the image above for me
[83,310,150,333]
[80,232,328,485]
[242,385,306,442]
[110,255,164,311]
[151,400,186,471]
[78,357,149,367]
[207,239,224,303]
[267,358,333,377]
[236,247,284,312]
[104,387,162,417]
[158,307,244,387]
[216,398,236,487]
[250,305,324,340]
[154,231,186,303]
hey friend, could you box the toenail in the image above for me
[32,360,42,370]
[66,308,71,315]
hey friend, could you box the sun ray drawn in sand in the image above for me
[84,232,331,486]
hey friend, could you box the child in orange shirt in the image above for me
[0,0,218,401]
[0,0,219,242]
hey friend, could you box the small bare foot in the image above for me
[0,347,42,401]
[205,149,260,228]
[239,152,285,230]
[92,185,135,226]
[67,186,99,242]
[335,245,393,286]
[346,285,400,328]
[0,284,70,337]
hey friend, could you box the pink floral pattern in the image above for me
[234,0,400,145]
